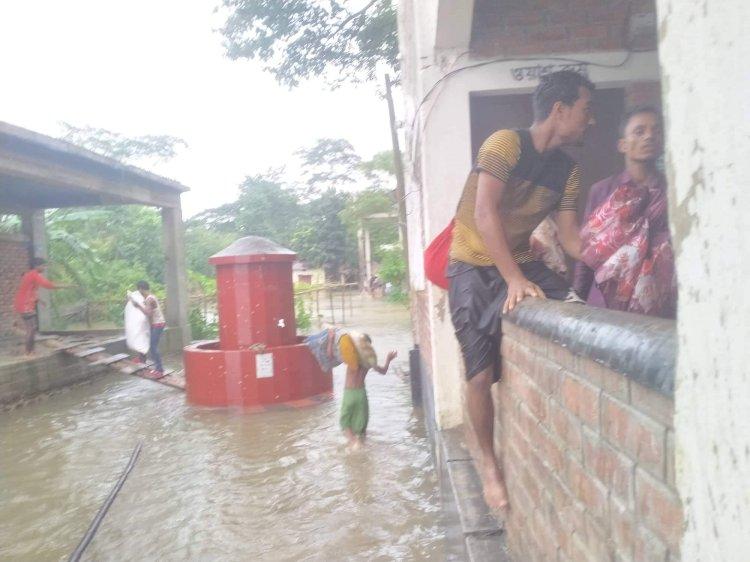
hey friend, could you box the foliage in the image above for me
[0,214,21,233]
[60,123,187,165]
[291,188,351,277]
[189,307,218,340]
[294,296,313,332]
[46,123,402,331]
[296,138,361,199]
[184,227,235,278]
[378,245,408,303]
[339,187,398,262]
[219,0,398,88]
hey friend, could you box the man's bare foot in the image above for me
[479,457,510,511]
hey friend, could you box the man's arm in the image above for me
[34,271,63,290]
[554,210,582,260]
[373,350,398,374]
[475,172,546,313]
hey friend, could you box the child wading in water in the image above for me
[305,328,396,450]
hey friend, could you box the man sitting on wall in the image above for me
[573,106,676,318]
[448,70,595,510]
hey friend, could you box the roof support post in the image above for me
[21,210,51,331]
[161,205,190,351]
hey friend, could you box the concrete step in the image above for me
[439,426,510,562]
[90,353,130,366]
[74,347,106,358]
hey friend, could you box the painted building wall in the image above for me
[657,0,750,558]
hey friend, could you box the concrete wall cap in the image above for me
[506,300,675,397]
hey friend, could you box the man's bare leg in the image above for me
[466,367,509,510]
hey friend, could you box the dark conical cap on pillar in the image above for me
[209,236,296,265]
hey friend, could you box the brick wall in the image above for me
[412,289,433,377]
[471,0,657,58]
[0,234,30,339]
[625,81,662,108]
[495,321,682,562]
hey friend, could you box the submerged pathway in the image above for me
[0,296,445,561]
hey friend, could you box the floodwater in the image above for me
[0,296,445,561]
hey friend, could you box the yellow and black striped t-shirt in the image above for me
[450,128,580,266]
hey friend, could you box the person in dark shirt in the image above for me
[573,106,676,318]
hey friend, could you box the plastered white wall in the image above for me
[657,0,750,558]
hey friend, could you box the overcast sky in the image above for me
[0,0,394,216]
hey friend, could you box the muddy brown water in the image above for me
[0,297,445,561]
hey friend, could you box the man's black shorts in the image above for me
[447,261,570,382]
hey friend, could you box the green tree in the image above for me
[219,0,398,88]
[235,174,301,246]
[292,189,351,278]
[296,138,362,198]
[60,123,187,165]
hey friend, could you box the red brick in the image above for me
[582,427,635,506]
[527,445,557,494]
[548,341,579,372]
[548,473,586,536]
[630,381,674,429]
[602,395,667,477]
[550,398,583,458]
[531,356,564,396]
[577,355,630,402]
[665,430,675,488]
[567,531,596,562]
[509,366,549,423]
[582,513,613,562]
[514,325,551,357]
[543,496,571,557]
[496,376,519,420]
[520,459,544,509]
[527,506,558,562]
[538,424,567,476]
[559,371,601,428]
[517,401,541,441]
[610,496,636,559]
[634,525,668,562]
[635,468,684,550]
[566,455,609,526]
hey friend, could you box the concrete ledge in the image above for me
[0,351,109,407]
[436,426,510,561]
[0,337,127,407]
[506,300,676,397]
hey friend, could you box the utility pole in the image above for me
[384,73,411,284]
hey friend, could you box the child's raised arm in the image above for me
[374,350,398,374]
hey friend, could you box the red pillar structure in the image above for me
[183,237,332,408]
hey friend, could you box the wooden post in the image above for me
[384,73,411,284]
[341,289,346,324]
[328,288,335,324]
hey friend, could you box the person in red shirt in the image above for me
[13,258,67,355]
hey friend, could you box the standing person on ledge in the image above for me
[14,258,69,356]
[128,280,167,377]
[573,106,676,318]
[447,70,595,511]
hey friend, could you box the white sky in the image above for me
[0,0,394,216]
